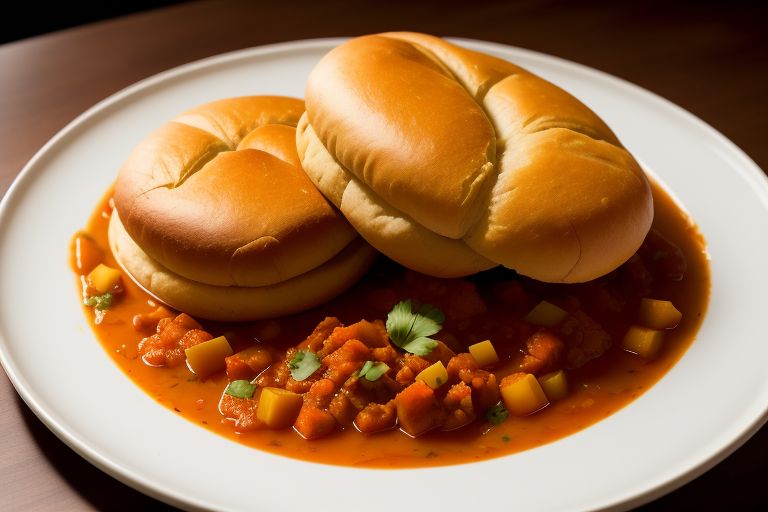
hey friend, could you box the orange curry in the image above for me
[71,183,709,468]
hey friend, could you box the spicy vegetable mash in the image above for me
[71,183,709,467]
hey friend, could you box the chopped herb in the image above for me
[358,360,390,381]
[289,350,321,381]
[486,402,509,425]
[85,292,113,310]
[225,380,256,399]
[501,435,511,443]
[386,300,445,356]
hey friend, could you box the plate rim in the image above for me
[1,36,767,512]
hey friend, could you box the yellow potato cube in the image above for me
[538,370,568,402]
[257,387,303,428]
[501,373,549,416]
[639,298,682,329]
[185,336,233,378]
[622,326,664,358]
[523,300,568,327]
[87,263,121,294]
[415,361,448,389]
[468,340,499,366]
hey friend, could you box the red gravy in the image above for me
[71,182,709,468]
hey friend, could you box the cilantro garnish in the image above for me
[85,293,112,311]
[225,380,256,399]
[386,300,445,356]
[358,361,389,381]
[289,350,321,381]
[486,402,509,425]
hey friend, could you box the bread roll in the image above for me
[114,96,357,287]
[298,33,653,282]
[111,96,377,320]
[109,213,376,321]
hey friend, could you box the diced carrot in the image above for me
[422,340,456,365]
[225,356,253,382]
[395,381,444,437]
[322,339,371,367]
[71,232,103,274]
[297,317,342,352]
[446,353,479,381]
[355,401,397,434]
[225,346,272,381]
[174,313,203,331]
[519,329,564,374]
[359,319,391,348]
[219,394,265,433]
[294,405,337,439]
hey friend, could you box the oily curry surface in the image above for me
[72,183,709,468]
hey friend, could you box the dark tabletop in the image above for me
[1,1,766,510]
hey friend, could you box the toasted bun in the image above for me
[299,33,653,282]
[113,96,357,287]
[109,213,377,321]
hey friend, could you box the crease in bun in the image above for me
[300,33,653,283]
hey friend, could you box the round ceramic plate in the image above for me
[1,38,767,512]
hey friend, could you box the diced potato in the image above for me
[523,300,568,327]
[257,387,303,429]
[185,336,233,378]
[638,298,682,329]
[538,370,568,402]
[622,326,664,358]
[468,339,499,366]
[87,263,121,294]
[500,373,549,416]
[415,361,448,389]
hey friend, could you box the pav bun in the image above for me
[114,96,357,287]
[111,96,376,320]
[109,213,376,322]
[298,33,653,283]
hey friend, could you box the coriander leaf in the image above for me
[402,336,439,356]
[486,402,509,425]
[85,293,112,311]
[358,361,389,381]
[416,302,445,326]
[386,300,445,356]
[289,350,321,381]
[225,380,256,399]
[386,300,417,346]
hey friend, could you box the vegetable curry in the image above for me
[71,183,709,468]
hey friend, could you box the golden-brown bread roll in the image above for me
[111,96,378,320]
[114,96,357,287]
[108,213,377,321]
[298,33,653,282]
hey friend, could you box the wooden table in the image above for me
[1,1,766,509]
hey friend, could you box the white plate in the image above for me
[1,38,767,512]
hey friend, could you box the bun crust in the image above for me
[114,96,356,287]
[109,213,377,322]
[300,33,653,282]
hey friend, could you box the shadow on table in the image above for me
[16,393,177,511]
